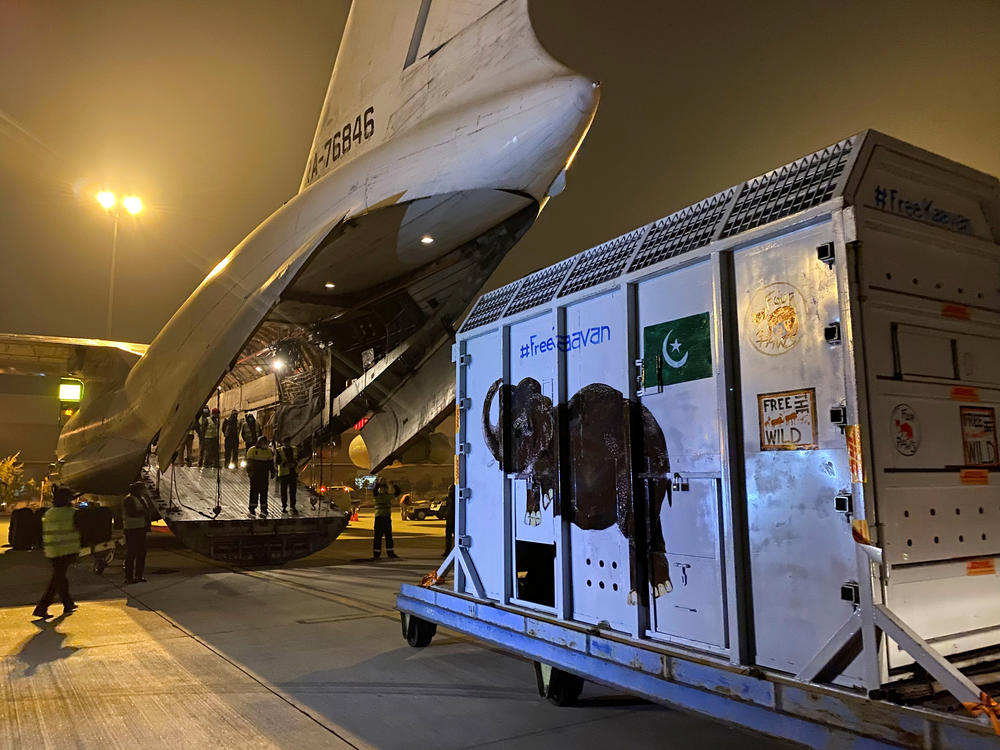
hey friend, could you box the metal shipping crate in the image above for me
[399,131,1000,749]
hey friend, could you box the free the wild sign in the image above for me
[758,388,818,451]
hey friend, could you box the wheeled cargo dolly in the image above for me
[78,535,124,574]
[397,131,1000,748]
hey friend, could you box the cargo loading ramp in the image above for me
[152,465,349,563]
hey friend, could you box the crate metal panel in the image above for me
[654,546,727,650]
[896,325,959,380]
[883,562,1000,668]
[563,289,633,632]
[637,260,723,475]
[505,260,574,317]
[507,313,559,547]
[461,329,507,601]
[627,192,732,273]
[459,281,520,332]
[735,221,860,679]
[721,139,853,239]
[637,260,727,648]
[559,230,644,296]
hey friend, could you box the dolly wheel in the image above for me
[93,550,111,575]
[533,662,584,706]
[401,613,437,648]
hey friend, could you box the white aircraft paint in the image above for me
[52,0,599,493]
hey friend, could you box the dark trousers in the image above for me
[373,515,394,556]
[203,440,219,468]
[224,439,238,468]
[36,553,76,612]
[183,434,195,465]
[124,528,147,581]
[249,479,269,514]
[279,475,297,510]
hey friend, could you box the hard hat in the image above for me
[212,408,220,415]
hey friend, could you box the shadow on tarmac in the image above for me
[12,616,80,677]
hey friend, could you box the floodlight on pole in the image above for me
[94,189,143,339]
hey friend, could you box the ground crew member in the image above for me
[246,436,274,517]
[32,486,80,619]
[275,438,298,514]
[372,481,398,559]
[203,408,221,468]
[123,482,150,584]
[222,409,240,468]
[183,420,197,466]
[241,413,260,459]
[196,406,210,467]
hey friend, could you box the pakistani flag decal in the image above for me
[643,312,712,388]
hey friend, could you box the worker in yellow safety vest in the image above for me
[372,481,398,560]
[246,436,274,517]
[32,486,81,619]
[123,482,150,584]
[202,408,221,468]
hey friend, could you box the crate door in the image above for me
[462,329,506,601]
[508,313,559,609]
[734,223,859,680]
[563,289,633,632]
[636,260,727,650]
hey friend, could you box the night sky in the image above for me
[2,0,998,344]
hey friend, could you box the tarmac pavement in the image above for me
[0,512,798,749]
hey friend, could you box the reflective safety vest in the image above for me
[241,420,259,445]
[276,445,296,477]
[122,493,148,530]
[204,418,219,439]
[42,506,80,558]
[373,492,392,517]
[246,446,274,482]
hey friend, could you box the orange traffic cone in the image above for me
[350,507,359,522]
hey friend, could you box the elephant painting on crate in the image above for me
[482,378,673,598]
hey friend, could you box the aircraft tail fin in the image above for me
[300,0,506,190]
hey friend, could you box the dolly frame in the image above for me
[397,583,999,749]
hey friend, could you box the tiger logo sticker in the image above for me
[746,282,803,355]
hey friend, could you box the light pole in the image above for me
[96,191,142,339]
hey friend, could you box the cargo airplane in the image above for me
[15,0,597,509]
